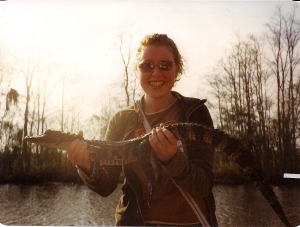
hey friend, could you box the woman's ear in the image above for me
[176,64,180,74]
[175,65,180,79]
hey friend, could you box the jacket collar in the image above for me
[172,91,207,121]
[134,91,207,122]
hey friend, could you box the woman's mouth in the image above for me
[149,81,164,87]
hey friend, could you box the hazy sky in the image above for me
[0,1,299,117]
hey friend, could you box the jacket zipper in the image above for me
[122,167,145,225]
[121,120,145,224]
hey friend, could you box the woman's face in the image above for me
[137,45,178,100]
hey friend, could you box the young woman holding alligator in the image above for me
[67,34,218,226]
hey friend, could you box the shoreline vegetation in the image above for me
[0,146,299,186]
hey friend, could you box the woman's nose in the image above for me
[151,65,162,76]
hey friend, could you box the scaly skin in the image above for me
[24,123,292,227]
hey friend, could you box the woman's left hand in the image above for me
[149,126,178,164]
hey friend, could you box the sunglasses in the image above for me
[138,60,175,73]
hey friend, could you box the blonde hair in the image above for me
[136,34,184,82]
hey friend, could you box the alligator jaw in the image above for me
[24,129,84,151]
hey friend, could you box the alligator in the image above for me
[24,122,292,227]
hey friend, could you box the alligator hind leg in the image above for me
[138,139,156,207]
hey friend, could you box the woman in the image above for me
[67,34,218,226]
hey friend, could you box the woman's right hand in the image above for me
[67,131,92,175]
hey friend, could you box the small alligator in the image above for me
[24,122,292,227]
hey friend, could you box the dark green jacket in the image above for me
[78,91,218,226]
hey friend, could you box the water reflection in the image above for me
[0,183,299,226]
[214,184,300,227]
[0,183,120,226]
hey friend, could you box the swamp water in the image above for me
[0,183,299,226]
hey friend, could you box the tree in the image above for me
[115,25,142,108]
[203,7,300,182]
[0,47,15,150]
[265,6,300,176]
[13,50,36,173]
[60,64,67,132]
[33,53,60,160]
[205,32,275,177]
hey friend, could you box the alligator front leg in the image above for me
[138,138,156,207]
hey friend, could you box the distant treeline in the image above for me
[0,6,300,185]
[0,146,81,184]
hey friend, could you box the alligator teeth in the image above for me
[149,81,164,87]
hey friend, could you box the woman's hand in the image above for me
[67,131,92,174]
[149,127,178,164]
